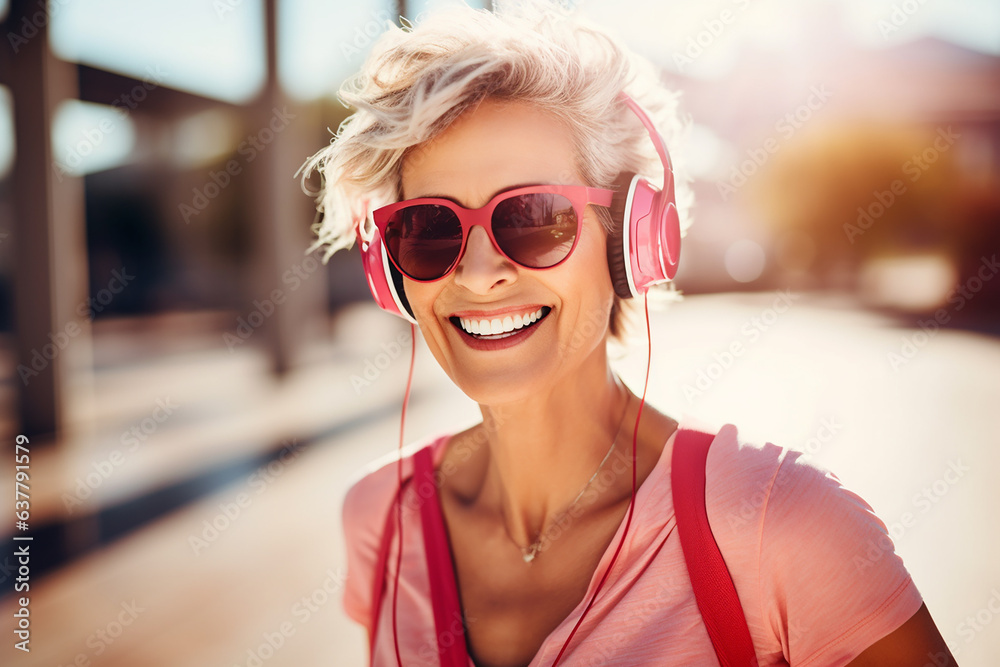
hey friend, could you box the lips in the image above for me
[449,306,552,342]
[456,307,547,336]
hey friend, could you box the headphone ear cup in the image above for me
[387,261,415,321]
[659,198,681,281]
[360,235,417,323]
[606,172,638,299]
[608,171,682,296]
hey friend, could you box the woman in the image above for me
[301,2,956,665]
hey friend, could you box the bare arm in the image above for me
[846,603,957,666]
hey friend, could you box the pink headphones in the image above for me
[356,92,681,323]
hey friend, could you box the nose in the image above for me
[452,225,517,294]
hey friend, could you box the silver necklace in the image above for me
[510,395,631,564]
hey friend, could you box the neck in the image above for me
[474,349,635,556]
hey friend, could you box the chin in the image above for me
[448,362,553,408]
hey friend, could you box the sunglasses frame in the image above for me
[370,184,615,282]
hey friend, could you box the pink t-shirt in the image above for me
[341,423,923,666]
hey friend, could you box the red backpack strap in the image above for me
[671,428,759,667]
[369,482,402,660]
[368,443,468,666]
[413,445,469,667]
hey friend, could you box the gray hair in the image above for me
[299,0,692,334]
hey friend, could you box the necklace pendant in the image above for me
[522,545,539,563]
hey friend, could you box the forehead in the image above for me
[401,99,583,206]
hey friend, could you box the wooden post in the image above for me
[246,0,327,376]
[5,0,92,442]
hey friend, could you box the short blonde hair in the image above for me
[300,0,692,336]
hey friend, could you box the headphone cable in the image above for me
[389,297,652,666]
[390,323,417,667]
[550,294,652,665]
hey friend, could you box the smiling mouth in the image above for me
[450,306,552,340]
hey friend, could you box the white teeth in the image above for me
[457,308,546,336]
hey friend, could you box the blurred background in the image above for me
[0,0,998,664]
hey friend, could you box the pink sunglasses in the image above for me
[372,184,614,281]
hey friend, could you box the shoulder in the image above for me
[697,420,912,577]
[695,422,923,664]
[698,422,823,534]
[701,423,789,512]
[699,422,898,560]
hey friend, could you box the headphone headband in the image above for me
[617,93,675,204]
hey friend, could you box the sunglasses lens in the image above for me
[492,193,578,268]
[385,204,463,280]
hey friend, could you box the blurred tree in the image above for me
[750,122,991,301]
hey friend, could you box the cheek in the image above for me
[575,219,614,303]
[401,279,447,343]
[401,277,472,371]
[550,226,616,349]
[401,279,434,319]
